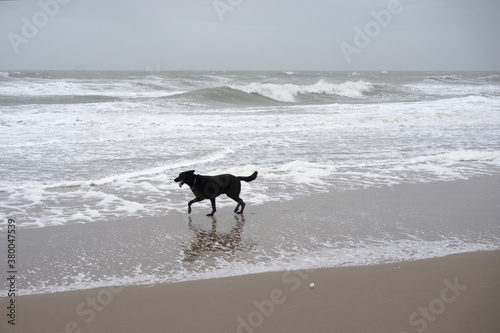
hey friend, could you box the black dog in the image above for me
[174,170,258,216]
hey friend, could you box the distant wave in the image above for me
[4,72,497,110]
[0,95,122,106]
[427,74,464,82]
[162,86,284,106]
[425,74,484,86]
[480,74,500,82]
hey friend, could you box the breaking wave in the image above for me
[229,80,374,102]
[160,80,375,106]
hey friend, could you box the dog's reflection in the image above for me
[183,215,246,261]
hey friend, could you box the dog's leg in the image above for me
[188,197,203,214]
[236,200,245,214]
[207,198,217,216]
[229,195,245,214]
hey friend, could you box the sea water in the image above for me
[1,71,499,295]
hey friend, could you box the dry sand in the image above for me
[2,250,499,333]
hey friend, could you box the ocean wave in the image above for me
[481,73,500,82]
[162,86,284,106]
[229,80,374,103]
[426,74,466,83]
[424,73,497,86]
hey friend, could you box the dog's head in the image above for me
[174,170,195,188]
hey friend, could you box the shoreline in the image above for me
[2,174,500,297]
[2,250,500,333]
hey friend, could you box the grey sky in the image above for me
[1,0,499,71]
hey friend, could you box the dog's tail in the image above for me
[238,171,258,182]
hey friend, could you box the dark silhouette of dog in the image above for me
[174,170,258,216]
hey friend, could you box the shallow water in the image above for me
[1,71,499,230]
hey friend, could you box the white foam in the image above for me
[279,160,331,172]
[2,94,497,150]
[412,151,500,164]
[4,145,499,232]
[84,208,101,218]
[212,161,334,189]
[70,212,93,222]
[115,201,146,214]
[7,239,499,296]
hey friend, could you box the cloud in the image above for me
[0,0,499,70]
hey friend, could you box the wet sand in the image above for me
[2,250,499,333]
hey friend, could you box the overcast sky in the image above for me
[1,0,499,71]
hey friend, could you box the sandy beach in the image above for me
[2,251,499,333]
[1,175,500,333]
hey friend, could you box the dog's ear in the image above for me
[188,170,195,174]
